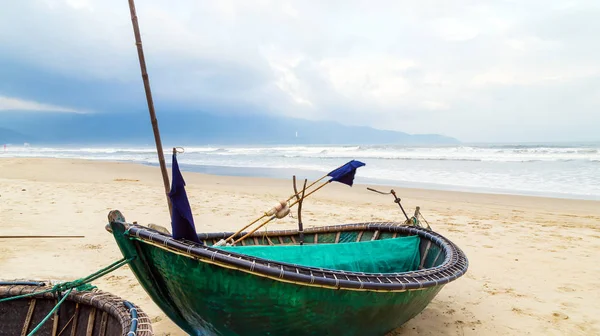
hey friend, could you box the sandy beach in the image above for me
[1,157,599,335]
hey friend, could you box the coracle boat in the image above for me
[107,212,467,336]
[0,280,153,336]
[105,155,469,336]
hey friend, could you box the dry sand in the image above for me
[1,158,599,335]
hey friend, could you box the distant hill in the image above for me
[0,127,34,144]
[0,111,459,145]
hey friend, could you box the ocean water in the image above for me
[2,143,600,200]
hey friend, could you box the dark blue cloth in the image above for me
[168,153,202,244]
[327,160,366,186]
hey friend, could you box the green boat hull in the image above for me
[108,220,467,336]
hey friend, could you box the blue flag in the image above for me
[168,153,202,244]
[327,160,366,186]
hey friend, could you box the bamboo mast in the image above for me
[126,0,172,215]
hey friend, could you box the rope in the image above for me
[50,257,134,293]
[0,287,56,303]
[418,212,432,230]
[0,256,135,335]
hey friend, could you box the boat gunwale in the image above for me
[111,221,468,292]
[0,280,154,336]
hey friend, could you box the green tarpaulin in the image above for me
[219,235,421,274]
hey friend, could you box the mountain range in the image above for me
[0,111,459,145]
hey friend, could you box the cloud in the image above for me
[0,0,599,142]
[0,96,83,113]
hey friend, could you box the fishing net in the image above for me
[219,235,421,274]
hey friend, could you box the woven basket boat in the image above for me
[106,210,468,336]
[0,280,153,336]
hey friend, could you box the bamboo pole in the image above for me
[221,174,327,244]
[222,163,354,244]
[232,180,331,244]
[127,0,172,216]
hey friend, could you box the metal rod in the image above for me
[127,0,172,216]
[367,187,410,221]
[390,190,410,221]
[366,187,390,194]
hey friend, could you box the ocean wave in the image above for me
[4,144,600,198]
[194,145,600,162]
[4,144,600,163]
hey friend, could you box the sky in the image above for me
[1,0,599,143]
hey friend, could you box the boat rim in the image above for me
[0,280,154,336]
[108,220,469,292]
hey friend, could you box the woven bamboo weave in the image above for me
[0,281,153,336]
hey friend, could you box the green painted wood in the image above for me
[110,222,197,335]
[110,223,446,336]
